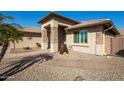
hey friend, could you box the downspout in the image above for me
[104,26,114,32]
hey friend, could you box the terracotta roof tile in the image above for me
[66,19,112,30]
[19,27,41,33]
[38,12,80,24]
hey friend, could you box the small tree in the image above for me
[0,14,23,62]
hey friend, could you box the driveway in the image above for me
[0,51,124,81]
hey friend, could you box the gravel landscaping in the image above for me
[0,51,124,81]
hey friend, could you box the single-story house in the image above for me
[38,12,120,55]
[4,12,122,57]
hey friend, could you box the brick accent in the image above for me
[95,26,103,44]
[96,31,103,44]
[51,26,58,43]
[50,21,58,52]
[41,27,48,49]
[42,28,47,43]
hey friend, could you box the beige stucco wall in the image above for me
[66,30,97,54]
[9,36,42,49]
[66,26,104,55]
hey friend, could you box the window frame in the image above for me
[73,31,79,43]
[73,30,88,44]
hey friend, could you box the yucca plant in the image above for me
[0,14,23,62]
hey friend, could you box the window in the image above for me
[73,30,88,43]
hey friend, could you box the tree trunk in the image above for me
[0,42,9,62]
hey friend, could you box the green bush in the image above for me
[36,43,41,47]
[23,46,31,50]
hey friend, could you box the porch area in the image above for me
[38,12,79,53]
[41,24,67,52]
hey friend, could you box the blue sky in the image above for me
[0,11,124,29]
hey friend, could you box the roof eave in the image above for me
[109,21,120,35]
[112,26,120,35]
[65,21,109,31]
[65,20,120,35]
[38,12,80,24]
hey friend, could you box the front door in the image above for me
[58,26,66,51]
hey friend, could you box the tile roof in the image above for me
[38,12,80,24]
[66,19,120,35]
[19,27,41,33]
[65,19,112,30]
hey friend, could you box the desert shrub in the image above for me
[23,46,31,50]
[36,43,41,47]
[59,44,68,54]
[0,43,3,46]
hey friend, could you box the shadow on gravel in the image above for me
[116,49,124,57]
[0,53,53,81]
[74,76,85,81]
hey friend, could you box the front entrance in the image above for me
[58,25,66,51]
[40,12,79,52]
[43,25,67,52]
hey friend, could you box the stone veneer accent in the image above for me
[50,20,58,52]
[95,25,103,44]
[96,32,103,44]
[41,28,48,49]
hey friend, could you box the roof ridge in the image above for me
[38,12,80,24]
[23,26,40,28]
[81,19,111,23]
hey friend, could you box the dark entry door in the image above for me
[58,29,66,51]
[47,30,50,49]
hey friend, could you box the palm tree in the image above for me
[0,14,23,62]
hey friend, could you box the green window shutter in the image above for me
[80,31,84,43]
[79,30,88,43]
[74,32,76,43]
[77,32,79,43]
[84,31,87,43]
[74,32,79,43]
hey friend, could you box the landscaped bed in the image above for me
[10,47,41,54]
